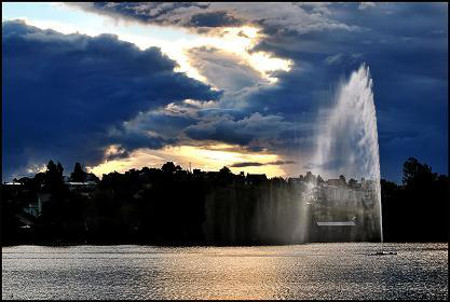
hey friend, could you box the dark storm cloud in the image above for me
[69,2,360,34]
[4,3,447,182]
[230,160,295,168]
[184,112,296,150]
[61,2,372,175]
[71,2,229,29]
[108,107,198,148]
[87,2,210,26]
[98,2,447,181]
[243,3,448,181]
[2,20,220,180]
[188,11,243,27]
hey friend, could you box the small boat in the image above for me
[315,221,356,227]
[372,251,397,256]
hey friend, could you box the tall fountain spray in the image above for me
[203,64,386,247]
[314,64,383,246]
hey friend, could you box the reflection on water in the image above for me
[2,243,448,300]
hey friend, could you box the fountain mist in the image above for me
[202,64,383,244]
[314,64,383,243]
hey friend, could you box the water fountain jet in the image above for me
[312,64,386,249]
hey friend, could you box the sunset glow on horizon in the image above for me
[88,143,288,178]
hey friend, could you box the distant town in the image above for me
[2,158,448,246]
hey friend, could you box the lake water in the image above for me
[2,243,447,300]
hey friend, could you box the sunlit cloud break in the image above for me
[4,4,292,87]
[88,144,289,178]
[2,2,448,182]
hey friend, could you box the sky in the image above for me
[2,2,448,182]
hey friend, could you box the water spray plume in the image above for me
[314,64,384,247]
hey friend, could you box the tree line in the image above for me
[2,157,448,245]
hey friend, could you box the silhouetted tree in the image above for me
[162,162,177,174]
[317,175,325,184]
[304,171,316,183]
[402,157,436,188]
[217,166,233,184]
[70,162,85,182]
[381,157,448,242]
[56,162,64,178]
[219,166,231,175]
[44,160,65,191]
[348,178,357,187]
[3,156,448,245]
[46,160,57,177]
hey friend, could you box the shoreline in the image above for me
[3,240,447,248]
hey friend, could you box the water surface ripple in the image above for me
[2,243,447,300]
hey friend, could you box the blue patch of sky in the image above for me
[2,2,194,43]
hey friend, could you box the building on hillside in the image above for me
[245,174,267,185]
[308,179,381,242]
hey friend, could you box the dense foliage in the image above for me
[381,158,448,242]
[2,158,448,245]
